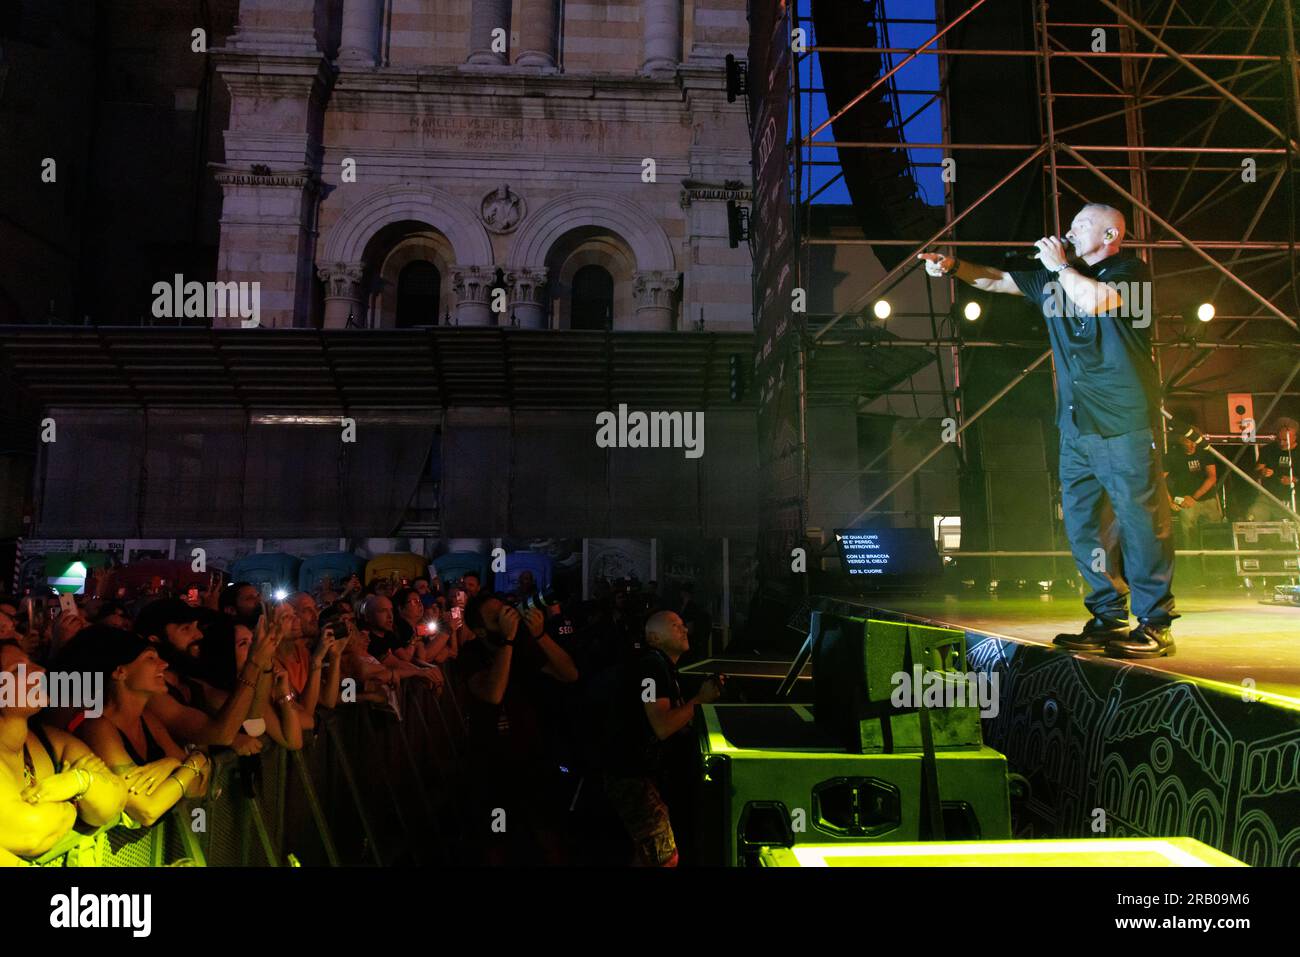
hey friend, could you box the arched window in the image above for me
[571,265,614,330]
[396,261,440,328]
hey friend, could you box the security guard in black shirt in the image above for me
[919,204,1176,658]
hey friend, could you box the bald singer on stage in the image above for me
[918,204,1176,659]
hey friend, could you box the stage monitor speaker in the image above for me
[694,704,1011,866]
[1228,393,1254,435]
[811,615,983,753]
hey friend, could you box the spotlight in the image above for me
[872,299,892,320]
[964,301,982,321]
[1196,302,1215,323]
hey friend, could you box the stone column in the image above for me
[516,0,559,70]
[631,270,680,330]
[318,262,367,328]
[226,0,319,55]
[466,0,512,66]
[452,265,495,326]
[506,268,549,328]
[641,0,682,75]
[338,0,381,66]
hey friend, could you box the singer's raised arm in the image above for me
[916,252,1022,295]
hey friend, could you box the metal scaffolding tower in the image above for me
[775,0,1300,572]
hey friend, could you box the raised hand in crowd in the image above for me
[201,573,223,611]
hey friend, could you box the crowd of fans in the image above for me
[0,564,722,867]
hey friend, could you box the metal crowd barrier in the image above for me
[26,677,469,868]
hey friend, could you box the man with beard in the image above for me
[220,581,263,628]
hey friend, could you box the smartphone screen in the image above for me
[58,593,77,617]
[186,586,200,605]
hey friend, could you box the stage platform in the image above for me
[690,588,1300,866]
[856,590,1300,701]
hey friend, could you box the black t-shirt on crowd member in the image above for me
[1259,442,1297,501]
[365,626,404,660]
[1009,253,1160,438]
[603,648,693,777]
[545,611,576,647]
[1164,446,1213,498]
[457,632,547,760]
[395,617,417,648]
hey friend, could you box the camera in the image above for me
[515,586,561,616]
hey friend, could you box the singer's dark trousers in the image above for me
[1058,422,1176,626]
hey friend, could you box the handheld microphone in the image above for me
[1002,237,1071,260]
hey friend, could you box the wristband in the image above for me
[1051,262,1071,274]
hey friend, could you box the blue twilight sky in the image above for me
[796,0,944,206]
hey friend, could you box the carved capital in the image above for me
[317,261,366,298]
[679,178,754,209]
[451,264,494,304]
[505,267,549,306]
[633,270,681,309]
[213,164,320,191]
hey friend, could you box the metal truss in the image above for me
[787,0,1300,529]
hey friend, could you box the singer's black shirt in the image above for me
[1009,253,1160,438]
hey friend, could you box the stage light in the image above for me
[964,301,982,321]
[274,588,288,601]
[872,299,892,320]
[1197,302,1215,322]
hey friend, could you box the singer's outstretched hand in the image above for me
[917,251,954,277]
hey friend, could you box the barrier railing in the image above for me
[26,677,468,867]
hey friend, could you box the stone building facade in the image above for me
[211,0,752,331]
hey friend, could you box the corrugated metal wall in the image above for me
[35,406,759,540]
